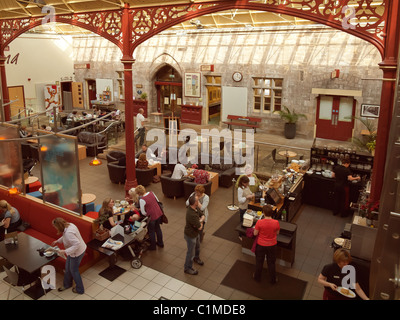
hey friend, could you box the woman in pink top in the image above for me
[52,217,87,294]
[253,205,280,284]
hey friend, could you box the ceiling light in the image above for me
[89,157,102,166]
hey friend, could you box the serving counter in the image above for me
[235,220,297,267]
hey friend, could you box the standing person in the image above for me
[186,185,209,242]
[332,159,360,217]
[318,248,370,300]
[135,185,164,250]
[51,217,87,294]
[134,108,147,147]
[184,194,205,275]
[235,164,261,193]
[237,175,254,223]
[0,200,22,241]
[253,205,280,284]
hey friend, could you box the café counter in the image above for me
[235,219,297,267]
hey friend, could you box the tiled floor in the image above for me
[0,127,354,300]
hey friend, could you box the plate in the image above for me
[44,251,55,257]
[336,286,356,298]
[334,238,345,246]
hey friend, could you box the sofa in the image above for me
[0,187,98,273]
[107,161,126,184]
[197,154,240,188]
[160,173,185,199]
[106,150,126,163]
[183,179,212,199]
[77,131,107,157]
[136,167,154,186]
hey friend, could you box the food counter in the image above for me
[235,216,297,267]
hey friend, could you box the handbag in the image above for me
[157,200,168,224]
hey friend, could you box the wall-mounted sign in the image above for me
[331,69,340,79]
[136,84,143,88]
[200,65,214,72]
[74,63,90,69]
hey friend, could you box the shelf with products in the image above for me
[310,139,374,179]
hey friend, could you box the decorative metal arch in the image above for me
[128,0,387,57]
[0,9,124,53]
[0,0,388,58]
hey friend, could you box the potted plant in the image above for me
[351,116,377,155]
[359,199,379,227]
[140,92,148,100]
[277,106,307,139]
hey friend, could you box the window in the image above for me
[253,77,283,113]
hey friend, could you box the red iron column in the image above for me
[370,0,400,202]
[0,54,10,121]
[121,4,137,194]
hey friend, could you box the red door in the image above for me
[316,95,356,141]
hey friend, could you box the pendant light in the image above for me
[89,157,102,166]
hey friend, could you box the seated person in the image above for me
[235,164,260,193]
[19,125,32,138]
[135,144,156,160]
[191,164,210,184]
[0,200,22,241]
[171,163,188,180]
[136,153,149,169]
[96,198,119,230]
[112,109,121,120]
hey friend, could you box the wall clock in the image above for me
[232,72,243,82]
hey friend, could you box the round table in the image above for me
[39,184,63,193]
[82,193,96,205]
[151,112,163,124]
[278,150,297,165]
[25,176,39,185]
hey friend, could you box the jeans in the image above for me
[254,244,277,283]
[148,216,163,250]
[64,251,85,294]
[135,127,145,146]
[184,233,200,271]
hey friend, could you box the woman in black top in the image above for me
[318,248,369,300]
[97,198,117,230]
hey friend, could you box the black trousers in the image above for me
[254,244,277,283]
[333,185,349,216]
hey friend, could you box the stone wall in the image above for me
[73,26,382,139]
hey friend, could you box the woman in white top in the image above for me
[171,163,188,179]
[52,217,87,294]
[185,184,209,242]
[237,175,254,223]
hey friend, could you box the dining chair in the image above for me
[271,148,286,171]
[3,265,46,300]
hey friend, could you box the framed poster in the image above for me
[184,72,201,97]
[361,104,380,118]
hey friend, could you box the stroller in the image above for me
[123,216,151,269]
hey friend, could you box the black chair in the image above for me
[160,173,185,199]
[271,148,286,171]
[107,161,126,184]
[106,150,126,163]
[183,179,212,199]
[135,167,154,186]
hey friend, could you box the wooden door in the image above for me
[316,95,356,141]
[71,82,83,108]
[7,86,25,118]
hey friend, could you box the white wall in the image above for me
[5,34,74,110]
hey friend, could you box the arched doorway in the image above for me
[154,65,182,117]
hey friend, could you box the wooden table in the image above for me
[81,193,96,205]
[25,176,39,185]
[149,162,161,176]
[150,112,163,124]
[77,144,87,160]
[208,171,219,194]
[278,150,297,166]
[0,233,57,299]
